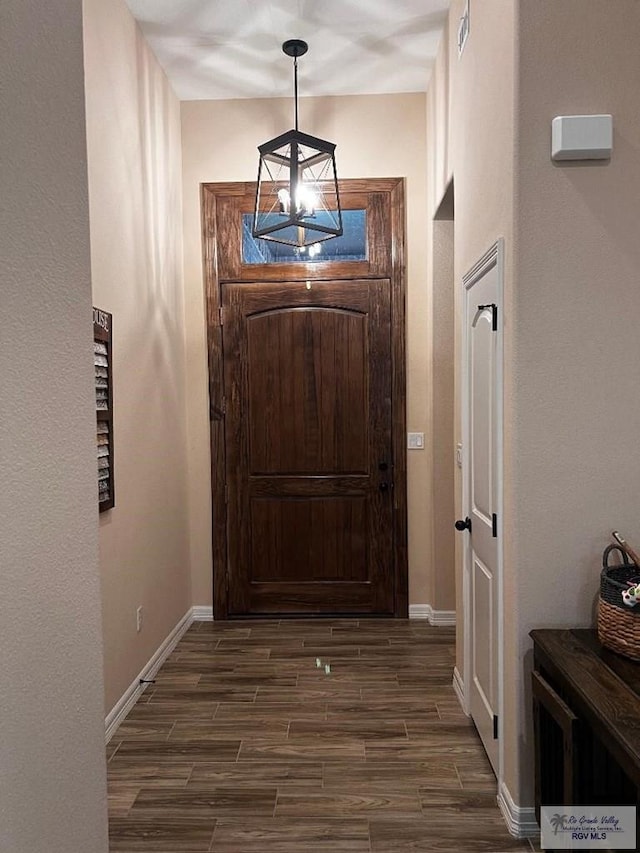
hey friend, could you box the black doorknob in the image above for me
[379,482,389,492]
[455,516,472,532]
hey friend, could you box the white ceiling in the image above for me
[125,0,451,101]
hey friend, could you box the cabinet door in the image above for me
[532,670,578,818]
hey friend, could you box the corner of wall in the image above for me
[84,0,193,712]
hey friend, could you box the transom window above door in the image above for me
[241,210,368,265]
[210,182,392,286]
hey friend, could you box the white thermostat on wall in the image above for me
[551,114,612,161]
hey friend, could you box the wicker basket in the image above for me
[598,544,640,660]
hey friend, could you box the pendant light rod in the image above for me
[282,39,308,132]
[294,55,299,131]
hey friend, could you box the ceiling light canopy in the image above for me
[252,39,342,249]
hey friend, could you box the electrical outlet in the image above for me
[136,606,143,633]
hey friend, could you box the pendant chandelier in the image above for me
[252,39,343,248]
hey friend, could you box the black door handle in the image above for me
[455,516,472,532]
[380,482,389,492]
[378,461,389,471]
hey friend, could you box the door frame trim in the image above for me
[461,238,504,787]
[201,178,408,619]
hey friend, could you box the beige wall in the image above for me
[83,0,191,712]
[445,0,518,806]
[430,214,455,611]
[427,0,640,815]
[426,0,516,665]
[1,0,108,849]
[181,93,433,607]
[509,0,640,806]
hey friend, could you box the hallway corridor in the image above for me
[106,619,534,851]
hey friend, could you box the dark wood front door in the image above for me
[223,279,393,615]
[203,178,407,618]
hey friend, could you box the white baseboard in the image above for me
[105,605,213,743]
[192,605,213,621]
[497,781,539,839]
[409,604,456,626]
[450,679,537,840]
[408,604,431,620]
[428,607,456,626]
[452,665,467,714]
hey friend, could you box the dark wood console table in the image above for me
[531,629,640,833]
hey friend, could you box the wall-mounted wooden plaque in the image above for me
[93,307,114,512]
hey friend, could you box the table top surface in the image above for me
[531,628,640,773]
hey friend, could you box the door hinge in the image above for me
[493,714,499,739]
[492,513,498,538]
[219,306,225,326]
[479,303,498,332]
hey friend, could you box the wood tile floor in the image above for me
[107,619,536,852]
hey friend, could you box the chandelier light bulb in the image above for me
[277,186,317,218]
[295,185,317,217]
[277,188,291,215]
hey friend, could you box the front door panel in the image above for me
[223,279,393,615]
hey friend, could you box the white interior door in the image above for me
[461,242,503,774]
